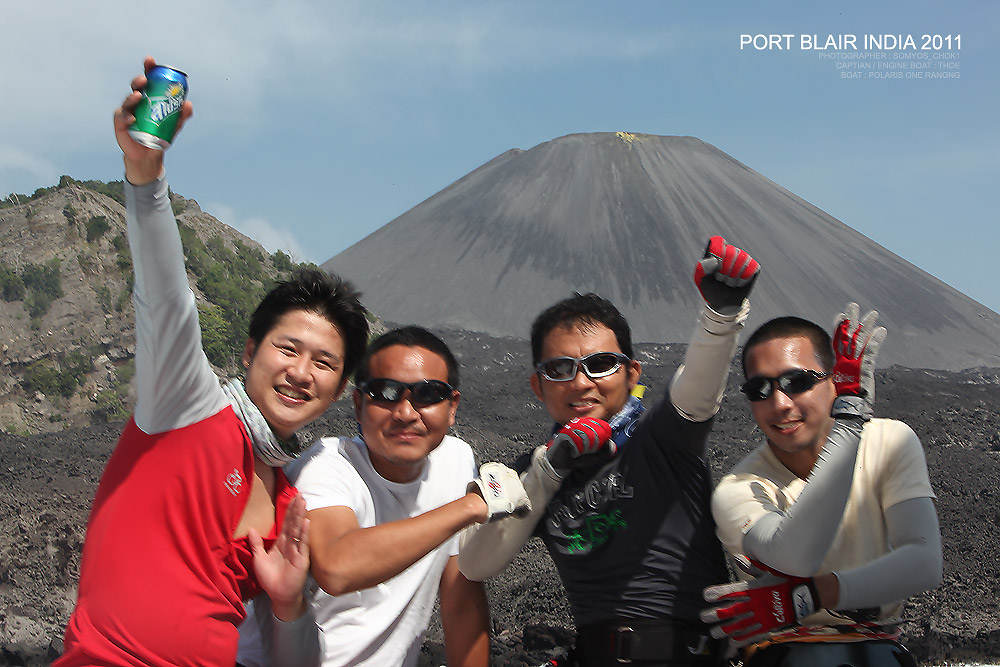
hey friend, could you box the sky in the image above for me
[2,1,997,313]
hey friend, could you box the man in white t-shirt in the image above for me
[702,305,942,666]
[238,326,528,667]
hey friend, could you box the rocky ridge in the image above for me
[0,183,292,436]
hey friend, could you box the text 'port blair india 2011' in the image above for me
[739,33,962,52]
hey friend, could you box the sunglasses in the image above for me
[535,352,630,382]
[740,369,830,402]
[360,378,454,406]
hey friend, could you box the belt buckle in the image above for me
[614,625,634,664]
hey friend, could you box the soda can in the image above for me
[129,66,189,150]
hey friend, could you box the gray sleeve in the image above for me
[743,418,865,576]
[458,446,562,581]
[670,302,748,423]
[126,177,228,433]
[244,595,324,667]
[834,496,942,610]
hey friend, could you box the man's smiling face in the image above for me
[530,321,640,426]
[744,335,836,476]
[242,308,347,440]
[353,343,459,483]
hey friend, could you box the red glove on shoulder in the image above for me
[544,417,614,475]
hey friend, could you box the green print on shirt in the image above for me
[566,509,627,553]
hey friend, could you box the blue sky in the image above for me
[2,1,997,313]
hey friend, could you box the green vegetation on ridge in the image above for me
[3,176,326,425]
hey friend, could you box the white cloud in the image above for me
[0,1,689,135]
[2,1,699,200]
[0,147,57,197]
[205,202,311,264]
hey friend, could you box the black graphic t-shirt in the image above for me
[517,391,728,626]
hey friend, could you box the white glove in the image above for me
[467,462,531,522]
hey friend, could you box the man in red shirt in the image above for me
[54,58,370,667]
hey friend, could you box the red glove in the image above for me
[693,236,760,315]
[701,560,819,647]
[831,302,886,397]
[544,417,614,475]
[830,302,886,420]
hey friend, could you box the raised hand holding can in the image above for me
[129,65,188,150]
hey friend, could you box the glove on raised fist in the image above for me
[831,302,886,420]
[701,558,819,648]
[693,235,760,315]
[467,462,531,522]
[544,417,614,476]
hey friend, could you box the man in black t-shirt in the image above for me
[460,236,761,666]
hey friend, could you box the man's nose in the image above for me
[770,385,796,408]
[286,355,312,383]
[391,393,420,419]
[567,365,598,388]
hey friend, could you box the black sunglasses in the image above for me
[740,369,830,402]
[360,378,454,406]
[535,352,630,382]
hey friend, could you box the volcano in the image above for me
[323,132,1000,371]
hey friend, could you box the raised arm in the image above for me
[671,236,759,422]
[116,57,226,433]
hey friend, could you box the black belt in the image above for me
[574,619,721,665]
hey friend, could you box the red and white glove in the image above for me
[831,302,886,419]
[693,235,760,315]
[544,417,614,477]
[701,559,819,648]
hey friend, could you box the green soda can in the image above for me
[129,66,189,150]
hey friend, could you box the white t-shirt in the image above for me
[243,434,476,667]
[712,418,935,626]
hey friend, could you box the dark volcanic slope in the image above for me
[323,132,1000,371]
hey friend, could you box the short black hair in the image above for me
[248,267,369,379]
[354,326,460,390]
[741,316,834,377]
[530,293,633,365]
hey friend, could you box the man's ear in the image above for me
[333,375,350,401]
[446,391,460,428]
[242,339,257,369]
[352,388,363,421]
[626,360,642,391]
[529,372,544,403]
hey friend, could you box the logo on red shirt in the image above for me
[225,468,244,496]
